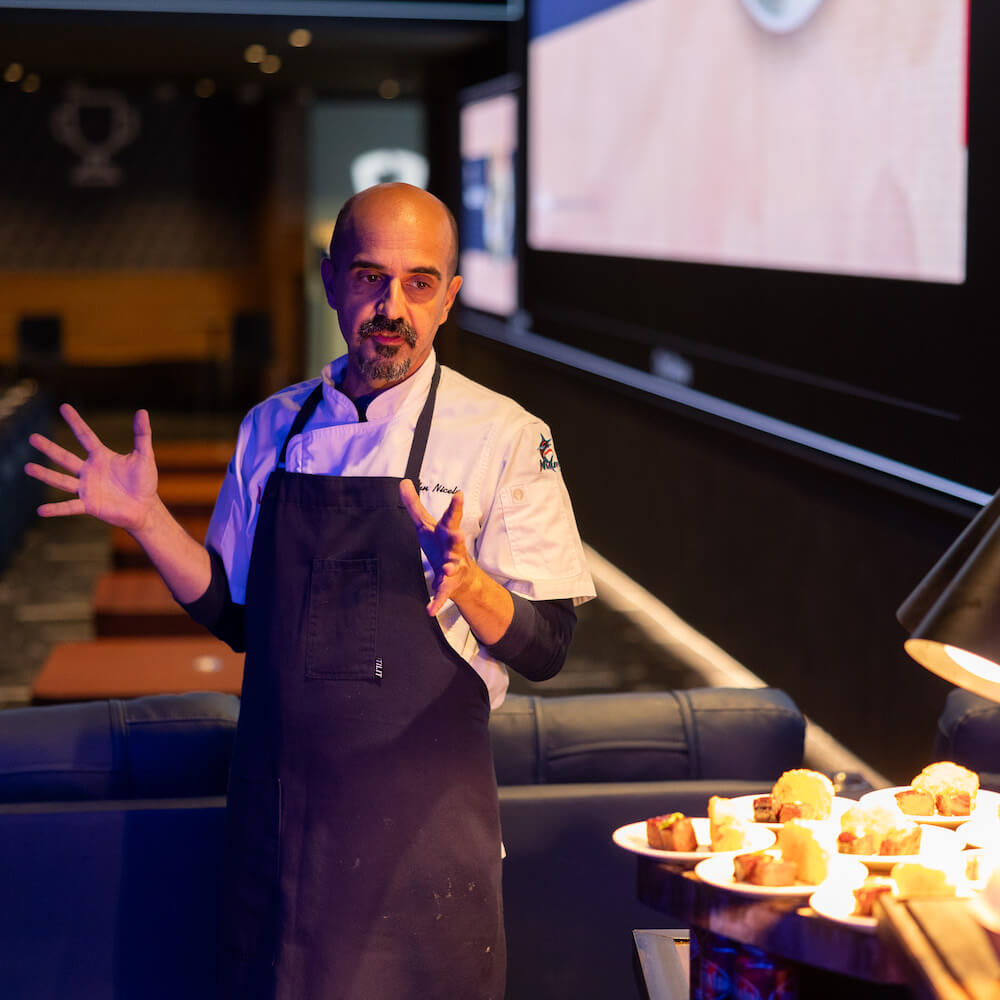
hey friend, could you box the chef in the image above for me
[25,182,595,999]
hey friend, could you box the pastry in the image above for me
[911,762,978,817]
[894,787,934,816]
[776,819,832,885]
[734,850,797,887]
[838,803,921,856]
[771,769,834,821]
[853,875,894,917]
[646,812,698,852]
[708,796,750,852]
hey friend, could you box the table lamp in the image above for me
[897,488,1000,701]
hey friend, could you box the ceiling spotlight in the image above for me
[4,62,24,84]
[378,78,401,100]
[194,78,216,99]
[289,28,312,48]
[21,73,40,93]
[260,54,282,75]
[244,44,266,64]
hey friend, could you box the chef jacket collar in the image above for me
[320,349,438,424]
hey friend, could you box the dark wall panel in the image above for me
[454,332,967,782]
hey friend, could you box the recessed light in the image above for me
[378,78,400,100]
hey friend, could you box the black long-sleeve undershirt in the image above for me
[180,547,577,682]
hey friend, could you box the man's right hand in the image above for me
[24,403,213,604]
[25,403,159,535]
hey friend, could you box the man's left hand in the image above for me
[399,478,476,615]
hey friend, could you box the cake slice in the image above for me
[646,812,698,852]
[853,876,894,916]
[734,850,797,887]
[911,762,978,816]
[708,796,750,851]
[771,769,835,821]
[894,787,934,816]
[891,861,959,898]
[777,819,832,885]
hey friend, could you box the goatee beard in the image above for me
[356,316,417,383]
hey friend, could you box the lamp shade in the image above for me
[898,488,1000,702]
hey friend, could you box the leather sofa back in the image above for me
[0,691,238,802]
[490,687,805,785]
[934,688,1000,791]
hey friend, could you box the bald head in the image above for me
[329,183,460,280]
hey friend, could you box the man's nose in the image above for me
[377,278,406,316]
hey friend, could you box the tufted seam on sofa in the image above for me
[671,690,699,779]
[532,696,548,784]
[109,699,129,798]
[544,739,689,760]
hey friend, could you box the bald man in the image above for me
[27,183,594,999]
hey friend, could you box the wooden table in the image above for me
[32,636,243,703]
[157,473,225,517]
[636,856,912,997]
[151,440,233,474]
[93,569,209,637]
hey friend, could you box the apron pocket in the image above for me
[223,776,282,962]
[305,556,379,680]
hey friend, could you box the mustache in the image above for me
[359,316,417,347]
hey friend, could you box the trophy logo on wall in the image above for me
[50,84,141,187]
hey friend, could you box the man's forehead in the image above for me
[336,212,453,268]
[330,184,459,276]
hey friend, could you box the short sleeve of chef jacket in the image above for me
[471,416,594,605]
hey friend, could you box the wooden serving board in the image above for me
[877,896,1000,1000]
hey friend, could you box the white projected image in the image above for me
[529,0,967,283]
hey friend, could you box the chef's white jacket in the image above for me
[205,350,596,707]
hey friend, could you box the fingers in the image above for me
[24,461,80,495]
[37,498,86,518]
[59,403,102,455]
[28,433,84,474]
[399,478,430,527]
[133,409,154,458]
[441,490,464,531]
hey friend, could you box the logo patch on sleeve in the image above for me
[538,434,560,471]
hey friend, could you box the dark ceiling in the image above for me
[0,8,510,99]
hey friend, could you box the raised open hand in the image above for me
[25,404,159,533]
[399,478,475,616]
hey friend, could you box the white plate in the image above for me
[957,819,1000,850]
[809,884,876,932]
[612,818,776,863]
[835,823,964,871]
[858,787,1000,829]
[724,794,857,830]
[694,853,868,898]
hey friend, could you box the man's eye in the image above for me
[362,273,381,283]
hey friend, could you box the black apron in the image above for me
[221,366,505,1000]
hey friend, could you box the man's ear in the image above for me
[319,257,338,309]
[439,274,463,324]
